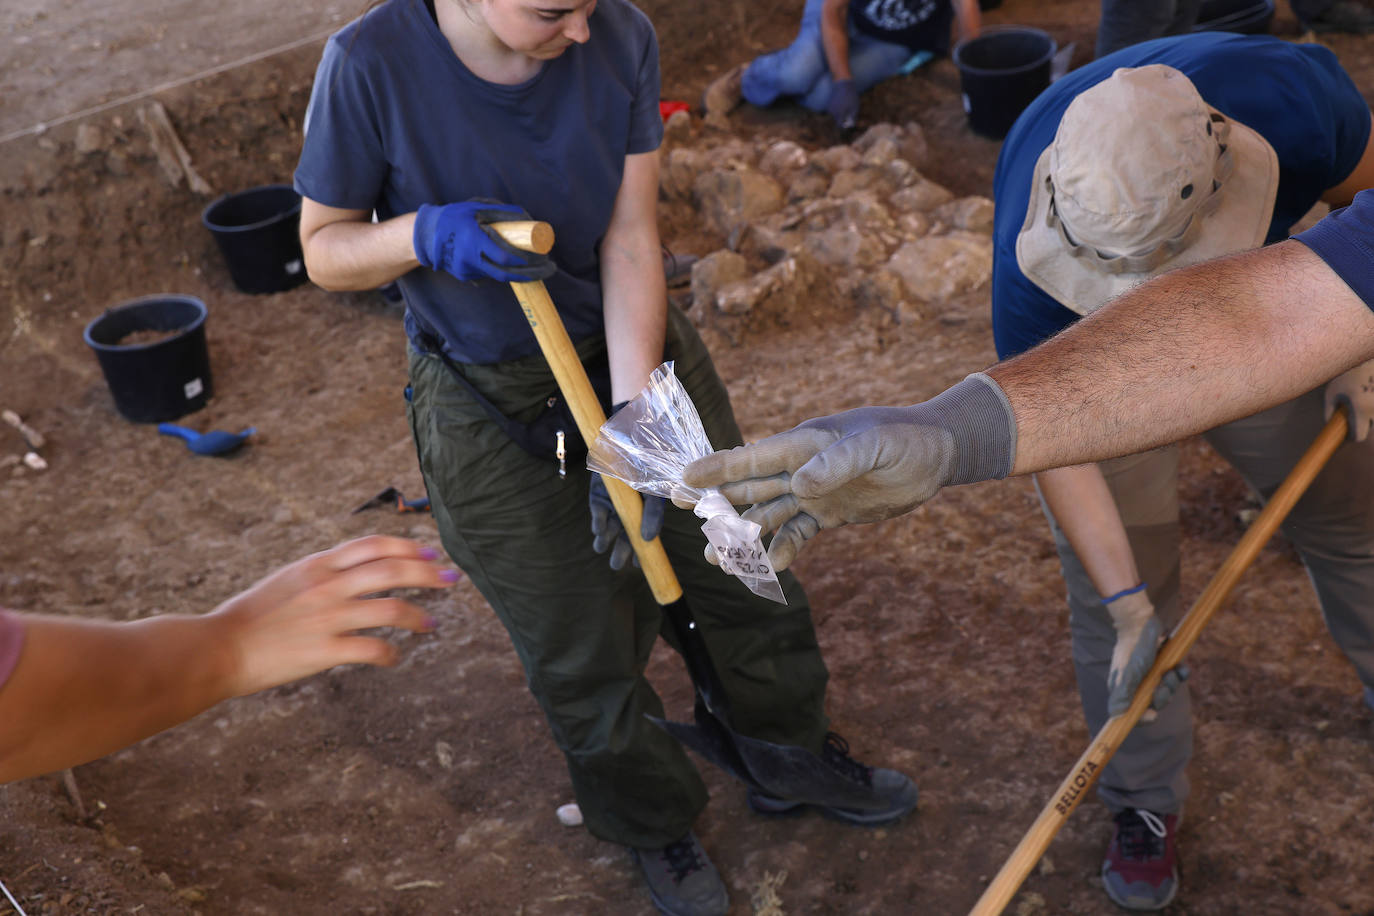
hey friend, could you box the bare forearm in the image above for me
[992,241,1374,474]
[954,0,981,42]
[600,152,668,404]
[0,615,233,782]
[600,229,667,403]
[302,212,420,291]
[821,0,852,81]
[1035,465,1140,596]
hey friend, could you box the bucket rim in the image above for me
[201,183,303,234]
[83,293,208,352]
[952,25,1058,77]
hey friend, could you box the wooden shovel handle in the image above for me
[492,220,684,607]
[969,405,1350,916]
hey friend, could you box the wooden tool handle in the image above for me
[969,405,1349,916]
[492,220,684,607]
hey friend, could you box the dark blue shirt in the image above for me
[991,32,1370,359]
[294,0,664,364]
[1296,190,1374,312]
[850,0,954,55]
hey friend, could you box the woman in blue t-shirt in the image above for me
[293,2,917,914]
[740,0,980,129]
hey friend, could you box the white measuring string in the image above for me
[0,26,337,147]
[0,877,28,916]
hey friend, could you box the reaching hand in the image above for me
[1103,585,1187,720]
[589,474,666,571]
[212,536,458,697]
[412,199,556,284]
[826,79,860,129]
[682,376,1017,571]
[1324,358,1374,442]
[684,407,956,571]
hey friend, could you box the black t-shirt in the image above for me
[849,0,954,54]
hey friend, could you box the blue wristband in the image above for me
[1103,582,1148,604]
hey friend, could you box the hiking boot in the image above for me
[1101,808,1180,911]
[1303,0,1374,33]
[630,831,729,916]
[746,732,918,826]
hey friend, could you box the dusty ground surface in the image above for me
[4,1,1374,914]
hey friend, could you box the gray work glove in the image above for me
[588,473,666,571]
[826,79,860,130]
[1104,584,1189,720]
[1324,358,1374,442]
[681,374,1015,570]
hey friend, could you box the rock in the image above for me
[838,191,894,231]
[758,140,809,179]
[890,178,956,213]
[693,167,785,237]
[898,121,931,168]
[105,149,131,177]
[827,166,881,198]
[841,268,915,320]
[815,144,862,174]
[852,123,903,154]
[690,249,751,309]
[701,64,744,129]
[859,136,901,168]
[933,195,996,234]
[897,211,934,240]
[886,231,993,302]
[662,147,707,199]
[736,224,800,264]
[662,109,693,148]
[74,123,107,155]
[556,803,583,826]
[786,166,830,203]
[804,224,870,269]
[716,251,827,317]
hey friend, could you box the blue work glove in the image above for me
[412,200,556,283]
[588,473,666,571]
[826,79,860,130]
[1104,583,1190,720]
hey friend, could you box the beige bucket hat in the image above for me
[1015,64,1279,316]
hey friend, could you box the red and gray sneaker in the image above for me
[1101,808,1180,911]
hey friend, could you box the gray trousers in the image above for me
[406,303,831,848]
[1038,387,1374,814]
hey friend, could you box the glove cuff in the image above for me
[915,372,1017,486]
[412,203,442,270]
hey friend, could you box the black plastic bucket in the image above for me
[83,294,212,423]
[953,26,1057,139]
[201,184,307,294]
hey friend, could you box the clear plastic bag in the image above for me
[587,362,786,604]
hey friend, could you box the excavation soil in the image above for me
[4,2,1374,914]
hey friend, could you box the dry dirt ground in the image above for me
[4,1,1374,914]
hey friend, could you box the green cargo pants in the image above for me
[406,303,831,848]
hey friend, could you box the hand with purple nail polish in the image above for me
[0,535,458,783]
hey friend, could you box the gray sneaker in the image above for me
[631,831,729,916]
[746,732,919,826]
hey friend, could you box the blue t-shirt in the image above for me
[850,0,954,55]
[991,32,1371,359]
[1296,190,1374,311]
[294,0,664,364]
